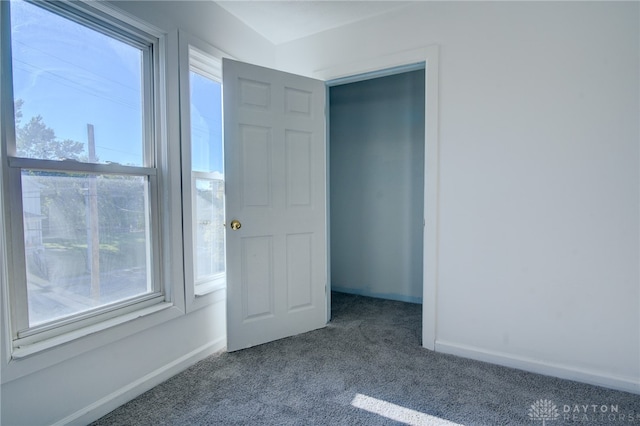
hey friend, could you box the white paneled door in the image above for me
[223,59,327,351]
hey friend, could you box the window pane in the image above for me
[194,178,225,281]
[189,68,225,289]
[21,171,151,326]
[190,71,223,174]
[10,0,144,166]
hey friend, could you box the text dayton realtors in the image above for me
[562,404,636,422]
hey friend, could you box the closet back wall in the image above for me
[330,70,425,303]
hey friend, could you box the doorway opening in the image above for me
[328,67,426,316]
[222,53,439,351]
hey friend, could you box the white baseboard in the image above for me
[331,286,422,304]
[435,340,640,395]
[54,337,226,426]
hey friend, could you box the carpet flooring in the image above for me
[92,292,640,425]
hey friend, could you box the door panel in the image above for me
[241,236,274,321]
[224,59,327,351]
[285,130,313,206]
[239,124,271,207]
[286,232,314,311]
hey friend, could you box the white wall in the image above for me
[278,2,640,392]
[330,70,425,303]
[0,2,275,425]
[110,0,275,67]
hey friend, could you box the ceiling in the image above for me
[215,1,412,45]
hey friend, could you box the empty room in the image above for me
[0,1,638,425]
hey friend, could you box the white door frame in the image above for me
[319,45,440,350]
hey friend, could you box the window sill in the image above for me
[195,283,225,298]
[194,272,226,298]
[187,286,226,314]
[12,302,174,359]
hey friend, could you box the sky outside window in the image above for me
[190,70,223,176]
[10,0,144,165]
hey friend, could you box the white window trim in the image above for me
[0,1,186,383]
[178,30,232,313]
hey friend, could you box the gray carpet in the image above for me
[92,292,640,425]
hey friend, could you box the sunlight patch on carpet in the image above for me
[351,394,463,426]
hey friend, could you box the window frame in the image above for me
[178,31,231,312]
[0,0,185,369]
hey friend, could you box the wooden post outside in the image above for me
[87,124,100,300]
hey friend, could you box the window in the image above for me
[190,68,225,292]
[180,39,227,305]
[2,0,165,346]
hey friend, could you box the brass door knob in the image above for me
[230,219,242,230]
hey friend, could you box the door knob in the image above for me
[230,219,242,231]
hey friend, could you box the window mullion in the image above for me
[180,35,196,308]
[193,170,223,180]
[8,157,157,176]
